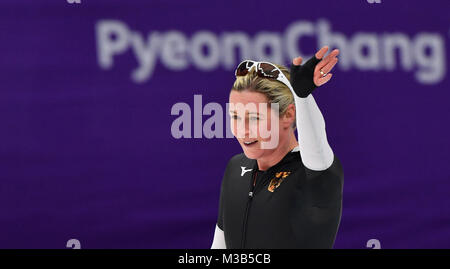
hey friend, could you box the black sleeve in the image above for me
[216,156,235,231]
[293,154,344,248]
[217,172,226,230]
[302,154,344,208]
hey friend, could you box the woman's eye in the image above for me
[249,117,260,121]
[231,115,239,120]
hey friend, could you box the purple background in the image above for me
[1,0,449,248]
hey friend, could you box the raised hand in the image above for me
[290,46,339,98]
[312,46,339,86]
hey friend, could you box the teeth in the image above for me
[244,141,257,145]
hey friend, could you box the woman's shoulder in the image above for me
[221,152,255,179]
[303,154,344,178]
[225,152,253,169]
[302,154,344,196]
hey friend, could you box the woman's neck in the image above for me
[257,132,299,171]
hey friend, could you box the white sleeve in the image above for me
[210,224,226,249]
[294,94,334,171]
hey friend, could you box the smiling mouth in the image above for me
[243,140,258,146]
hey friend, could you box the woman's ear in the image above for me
[281,103,296,129]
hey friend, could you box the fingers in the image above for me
[324,49,339,62]
[312,47,339,86]
[320,58,338,75]
[315,46,329,59]
[316,73,333,86]
[293,47,339,69]
[316,48,340,70]
[292,56,303,66]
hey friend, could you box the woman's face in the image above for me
[229,89,293,160]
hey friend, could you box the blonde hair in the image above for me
[231,63,296,130]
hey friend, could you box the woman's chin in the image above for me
[241,147,263,160]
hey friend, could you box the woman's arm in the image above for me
[289,46,339,171]
[211,224,226,249]
[294,94,334,171]
[211,157,235,249]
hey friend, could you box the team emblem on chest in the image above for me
[267,171,291,192]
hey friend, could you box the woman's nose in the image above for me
[235,119,251,138]
[236,126,248,138]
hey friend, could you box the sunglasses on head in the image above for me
[234,60,294,93]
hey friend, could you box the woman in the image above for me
[211,46,344,249]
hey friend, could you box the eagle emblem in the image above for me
[267,171,291,192]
